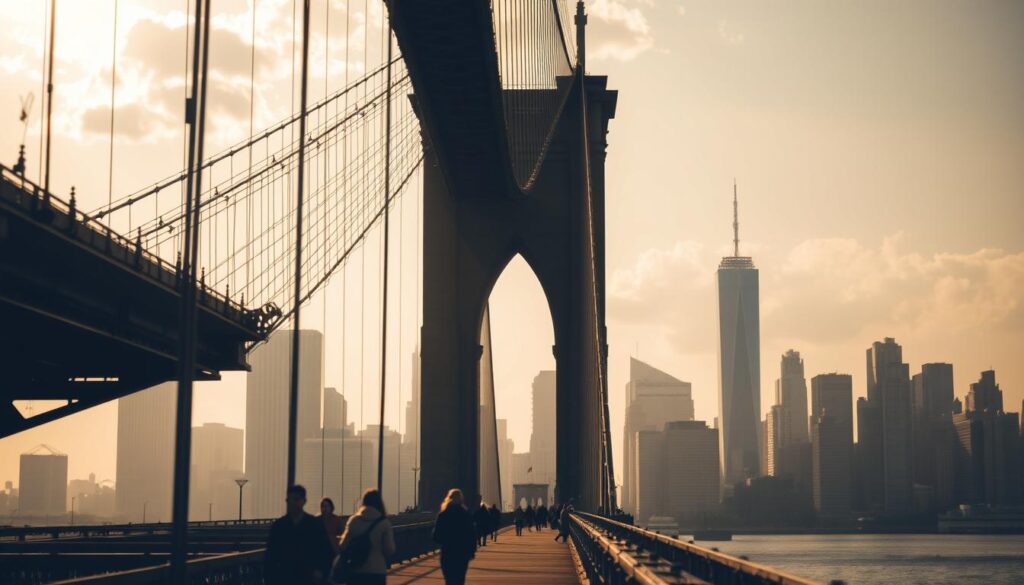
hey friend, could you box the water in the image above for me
[708,534,1024,585]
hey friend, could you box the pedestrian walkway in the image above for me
[389,527,580,584]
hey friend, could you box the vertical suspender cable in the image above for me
[38,0,47,185]
[107,0,118,210]
[321,0,330,506]
[172,0,211,579]
[42,0,56,200]
[376,0,394,494]
[247,0,256,305]
[287,0,312,490]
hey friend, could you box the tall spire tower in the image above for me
[717,180,761,485]
[733,179,739,257]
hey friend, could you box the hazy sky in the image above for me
[1,0,1023,495]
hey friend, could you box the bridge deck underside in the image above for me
[0,175,261,437]
[390,527,580,585]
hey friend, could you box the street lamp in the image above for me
[234,479,248,522]
[142,501,148,524]
[70,496,75,526]
[208,502,213,522]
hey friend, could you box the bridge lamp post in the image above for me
[412,467,420,510]
[142,501,148,524]
[208,502,212,522]
[70,496,75,526]
[235,479,248,522]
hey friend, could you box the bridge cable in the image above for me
[286,0,312,490]
[37,0,47,185]
[376,0,395,496]
[339,0,353,510]
[321,0,331,506]
[247,0,257,304]
[107,0,118,211]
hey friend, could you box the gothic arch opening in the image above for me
[479,254,556,511]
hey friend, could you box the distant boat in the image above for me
[693,529,732,541]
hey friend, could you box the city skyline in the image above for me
[0,0,1022,500]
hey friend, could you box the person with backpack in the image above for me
[264,484,334,585]
[334,489,395,585]
[431,489,476,585]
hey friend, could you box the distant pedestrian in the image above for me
[489,504,501,542]
[432,489,477,585]
[536,504,548,530]
[513,506,524,536]
[264,484,334,585]
[524,504,535,531]
[319,498,344,554]
[334,489,395,585]
[549,504,561,532]
[554,504,573,543]
[473,496,491,547]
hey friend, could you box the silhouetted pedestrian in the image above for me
[549,504,561,532]
[513,506,524,536]
[536,504,548,530]
[432,489,476,585]
[489,504,501,542]
[524,504,535,531]
[554,504,573,543]
[264,484,334,585]
[473,496,491,547]
[319,498,344,554]
[335,489,395,585]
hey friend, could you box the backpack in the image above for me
[331,516,385,583]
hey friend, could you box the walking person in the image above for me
[264,485,334,585]
[334,489,395,585]
[319,498,344,554]
[513,505,524,536]
[473,496,491,547]
[489,504,501,542]
[524,503,535,531]
[554,504,573,543]
[432,489,477,585]
[549,504,561,533]
[536,504,548,530]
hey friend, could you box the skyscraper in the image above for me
[529,370,557,502]
[621,357,694,515]
[717,182,761,485]
[810,374,853,518]
[19,445,67,517]
[954,370,1021,507]
[634,421,720,526]
[776,350,809,443]
[863,338,913,513]
[911,363,955,510]
[323,387,347,432]
[190,423,243,521]
[246,330,323,518]
[116,382,175,522]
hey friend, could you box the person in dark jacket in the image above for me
[549,504,561,532]
[524,504,535,531]
[513,505,524,536]
[432,489,476,585]
[264,484,334,585]
[554,504,573,543]
[536,504,548,530]
[472,496,491,547]
[488,504,501,542]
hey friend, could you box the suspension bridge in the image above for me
[0,1,825,583]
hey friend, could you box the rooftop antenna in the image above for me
[733,179,739,256]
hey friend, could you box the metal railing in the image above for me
[570,513,824,585]
[40,518,440,585]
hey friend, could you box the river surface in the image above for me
[706,534,1024,585]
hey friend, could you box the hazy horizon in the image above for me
[1,0,1022,496]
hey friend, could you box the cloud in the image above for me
[81,102,172,141]
[717,20,744,46]
[608,235,1024,355]
[587,0,656,62]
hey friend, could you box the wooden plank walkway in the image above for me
[389,527,580,585]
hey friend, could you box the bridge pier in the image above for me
[417,77,617,512]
